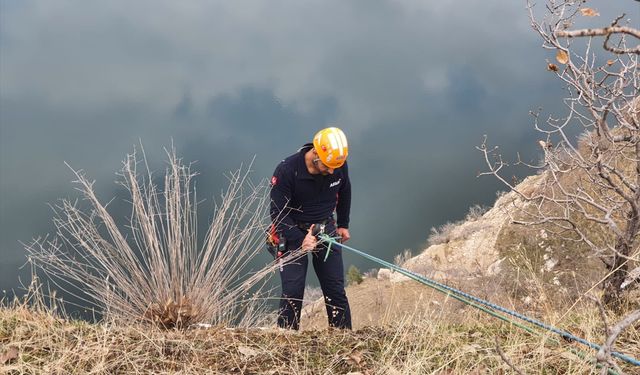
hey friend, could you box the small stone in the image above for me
[238,345,259,358]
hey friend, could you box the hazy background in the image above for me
[1,1,632,307]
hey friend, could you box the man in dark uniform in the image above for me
[269,127,352,330]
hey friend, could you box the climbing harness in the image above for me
[318,234,640,368]
[310,223,337,261]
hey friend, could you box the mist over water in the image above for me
[1,1,631,314]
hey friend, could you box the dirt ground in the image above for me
[301,277,472,330]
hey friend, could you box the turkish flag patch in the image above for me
[271,176,278,186]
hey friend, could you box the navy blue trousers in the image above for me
[277,232,352,330]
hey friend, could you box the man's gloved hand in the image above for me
[302,225,318,252]
[336,227,350,243]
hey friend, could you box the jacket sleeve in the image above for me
[270,162,305,244]
[336,162,351,229]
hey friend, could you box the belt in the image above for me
[296,218,331,232]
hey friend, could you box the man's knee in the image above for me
[281,280,305,299]
[318,273,346,293]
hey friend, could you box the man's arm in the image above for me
[270,163,305,246]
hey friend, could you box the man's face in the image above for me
[316,161,334,175]
[312,150,335,175]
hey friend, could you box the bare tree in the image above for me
[26,144,280,328]
[479,0,639,310]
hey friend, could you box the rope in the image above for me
[318,234,640,368]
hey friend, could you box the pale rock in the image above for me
[238,345,258,358]
[487,258,505,276]
[377,268,391,280]
[390,271,411,283]
[540,229,548,239]
[544,257,558,271]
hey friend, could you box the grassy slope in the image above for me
[2,302,639,374]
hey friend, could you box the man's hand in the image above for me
[336,227,350,243]
[301,225,318,252]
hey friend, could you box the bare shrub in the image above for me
[465,204,489,222]
[495,190,508,199]
[428,222,459,246]
[393,249,413,267]
[363,268,379,279]
[25,145,278,329]
[428,204,492,247]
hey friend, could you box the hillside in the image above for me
[302,173,639,330]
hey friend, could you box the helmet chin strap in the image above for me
[311,157,331,175]
[311,150,322,168]
[312,158,323,173]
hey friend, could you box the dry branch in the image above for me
[597,309,640,374]
[479,0,640,310]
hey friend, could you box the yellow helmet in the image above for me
[313,127,348,169]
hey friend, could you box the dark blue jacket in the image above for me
[270,143,351,245]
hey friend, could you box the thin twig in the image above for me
[494,336,525,375]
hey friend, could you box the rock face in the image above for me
[301,174,634,330]
[388,187,519,284]
[301,179,530,330]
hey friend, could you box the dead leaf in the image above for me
[348,350,364,365]
[580,8,600,17]
[556,50,569,64]
[237,345,258,358]
[547,63,559,72]
[1,346,18,364]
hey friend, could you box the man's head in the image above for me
[312,127,348,172]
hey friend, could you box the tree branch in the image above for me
[556,26,640,40]
[556,25,640,54]
[596,309,640,373]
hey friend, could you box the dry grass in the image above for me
[427,205,491,247]
[23,145,281,329]
[393,249,413,267]
[2,284,639,374]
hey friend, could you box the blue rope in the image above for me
[319,234,640,367]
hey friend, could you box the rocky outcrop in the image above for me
[301,178,533,330]
[301,173,634,330]
[387,175,550,287]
